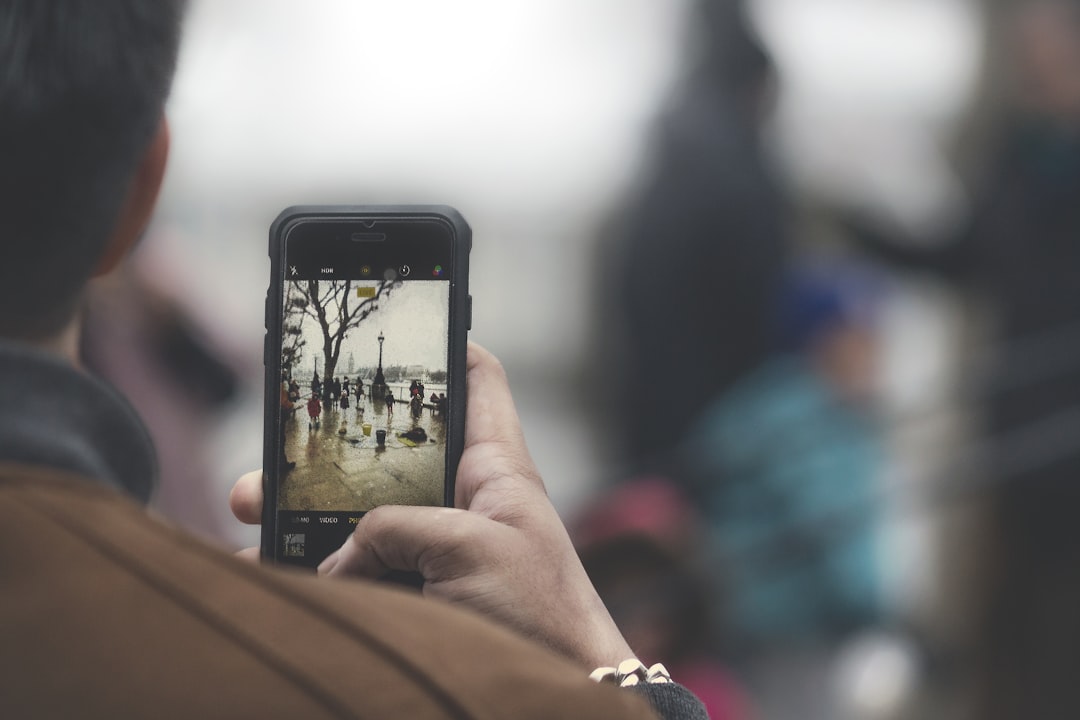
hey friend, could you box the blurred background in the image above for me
[86,0,1080,718]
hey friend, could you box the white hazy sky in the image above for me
[293,280,449,379]
[159,0,980,369]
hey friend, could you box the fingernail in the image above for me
[318,550,340,576]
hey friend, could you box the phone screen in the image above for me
[267,214,464,568]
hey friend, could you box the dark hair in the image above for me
[0,1,186,339]
[696,0,772,99]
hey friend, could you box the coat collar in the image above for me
[0,339,157,502]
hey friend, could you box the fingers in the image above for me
[229,469,264,525]
[320,505,491,581]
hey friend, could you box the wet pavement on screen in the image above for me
[279,396,447,512]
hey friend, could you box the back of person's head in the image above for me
[695,0,773,103]
[773,260,881,356]
[0,1,186,340]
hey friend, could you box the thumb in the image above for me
[456,343,544,509]
[463,342,527,450]
[229,470,264,525]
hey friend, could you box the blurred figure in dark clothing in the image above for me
[596,0,789,474]
[845,2,1080,716]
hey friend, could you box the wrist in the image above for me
[566,592,637,670]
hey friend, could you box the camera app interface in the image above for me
[275,233,451,567]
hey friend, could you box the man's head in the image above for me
[697,0,774,112]
[0,1,186,341]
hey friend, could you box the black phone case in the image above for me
[260,205,472,563]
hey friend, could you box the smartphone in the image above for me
[261,205,471,569]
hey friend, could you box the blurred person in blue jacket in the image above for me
[676,259,886,657]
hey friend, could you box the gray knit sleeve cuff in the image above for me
[630,682,710,720]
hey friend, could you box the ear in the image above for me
[94,115,171,276]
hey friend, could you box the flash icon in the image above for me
[289,266,298,277]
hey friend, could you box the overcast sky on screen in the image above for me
[293,280,449,377]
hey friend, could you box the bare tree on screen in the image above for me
[289,279,401,384]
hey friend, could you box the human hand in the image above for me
[229,342,635,670]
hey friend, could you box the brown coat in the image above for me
[0,463,656,719]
